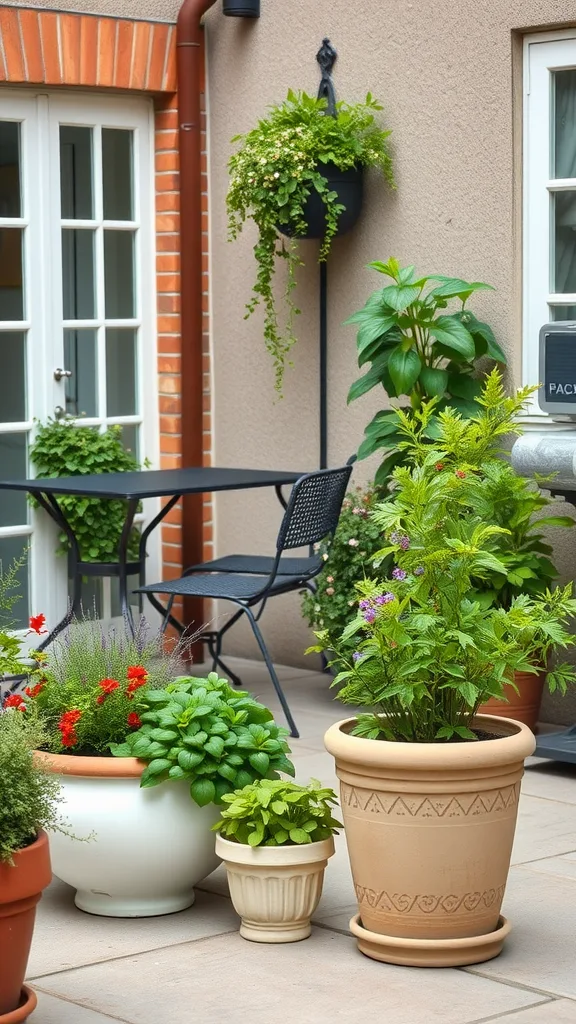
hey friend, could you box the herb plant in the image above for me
[24,616,183,755]
[346,258,507,484]
[29,419,141,563]
[301,484,390,647]
[309,372,576,742]
[112,673,295,806]
[228,91,395,394]
[214,778,342,847]
[0,708,64,864]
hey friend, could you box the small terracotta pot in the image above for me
[215,833,335,942]
[0,832,51,1018]
[480,669,546,731]
[324,715,535,967]
[34,752,220,917]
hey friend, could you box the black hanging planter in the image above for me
[223,0,260,16]
[279,163,364,241]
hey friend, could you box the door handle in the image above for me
[53,406,66,420]
[54,368,72,381]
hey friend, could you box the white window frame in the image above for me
[0,89,160,629]
[524,31,576,420]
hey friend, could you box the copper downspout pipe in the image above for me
[176,0,218,651]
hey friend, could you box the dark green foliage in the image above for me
[0,709,64,863]
[214,778,341,847]
[29,419,141,562]
[346,258,506,485]
[111,673,295,806]
[227,91,395,394]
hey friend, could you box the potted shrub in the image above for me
[24,625,295,918]
[214,778,341,942]
[227,91,395,394]
[346,258,507,484]
[0,709,62,1023]
[313,373,576,967]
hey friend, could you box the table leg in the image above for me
[118,498,139,635]
[137,494,185,635]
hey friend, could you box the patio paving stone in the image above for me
[29,992,124,1023]
[479,1001,576,1023]
[30,929,545,1024]
[511,795,576,865]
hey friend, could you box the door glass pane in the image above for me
[60,126,93,220]
[0,332,26,422]
[554,71,576,178]
[0,229,23,320]
[118,423,139,460]
[110,577,139,618]
[102,129,133,221]
[104,231,134,318]
[62,229,95,319]
[106,328,137,416]
[0,122,21,218]
[0,433,27,526]
[68,576,102,619]
[551,305,576,320]
[64,329,98,417]
[0,536,29,629]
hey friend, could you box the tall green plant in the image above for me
[346,258,507,484]
[30,420,141,563]
[227,91,395,394]
[309,373,576,742]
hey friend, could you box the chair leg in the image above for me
[241,604,299,739]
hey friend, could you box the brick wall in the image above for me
[0,7,211,616]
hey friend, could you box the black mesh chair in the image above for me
[136,465,352,737]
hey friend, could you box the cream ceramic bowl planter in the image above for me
[324,715,535,968]
[34,752,220,918]
[215,833,335,942]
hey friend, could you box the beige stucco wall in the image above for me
[204,0,576,726]
[13,0,181,20]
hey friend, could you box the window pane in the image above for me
[64,329,98,417]
[104,231,134,318]
[0,229,23,320]
[0,536,29,629]
[62,229,95,320]
[106,328,137,416]
[110,576,139,618]
[0,332,26,422]
[118,423,139,460]
[0,122,21,218]
[60,126,93,220]
[0,433,27,526]
[102,129,133,221]
[68,576,102,619]
[551,305,576,320]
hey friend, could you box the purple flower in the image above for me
[389,531,400,544]
[359,599,371,612]
[352,651,363,662]
[399,535,410,551]
[375,592,395,606]
[363,609,377,624]
[414,566,425,576]
[392,568,407,581]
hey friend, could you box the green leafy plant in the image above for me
[25,616,184,755]
[0,552,47,695]
[301,484,390,647]
[213,778,341,847]
[0,708,64,863]
[29,419,141,563]
[309,372,576,743]
[346,258,507,484]
[112,673,295,806]
[228,91,395,394]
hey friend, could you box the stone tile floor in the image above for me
[28,658,576,1024]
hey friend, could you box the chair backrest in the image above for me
[276,465,353,553]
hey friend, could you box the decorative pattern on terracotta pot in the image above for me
[341,782,520,819]
[354,884,506,916]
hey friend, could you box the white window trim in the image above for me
[523,31,576,426]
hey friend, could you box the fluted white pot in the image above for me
[35,752,220,918]
[215,833,335,942]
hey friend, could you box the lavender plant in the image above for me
[309,372,576,742]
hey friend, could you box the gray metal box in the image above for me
[539,322,576,415]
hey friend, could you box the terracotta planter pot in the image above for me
[215,833,335,943]
[481,669,546,731]
[34,752,220,918]
[324,715,535,967]
[0,831,51,1019]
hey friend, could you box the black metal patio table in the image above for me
[0,467,304,648]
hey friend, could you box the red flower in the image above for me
[96,678,120,705]
[25,682,45,699]
[29,614,48,635]
[58,709,82,748]
[3,693,26,711]
[435,462,444,472]
[126,665,148,698]
[455,470,466,479]
[127,665,148,681]
[127,712,142,729]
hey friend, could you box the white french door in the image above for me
[0,90,159,629]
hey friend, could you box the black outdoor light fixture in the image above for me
[223,0,260,16]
